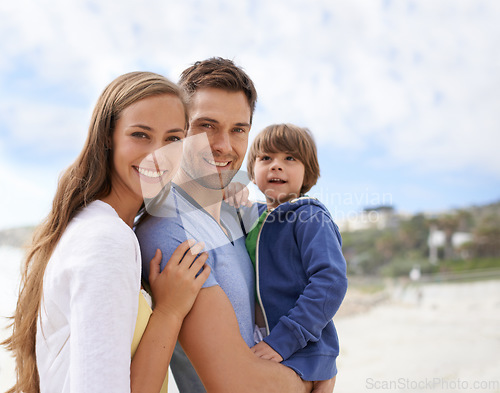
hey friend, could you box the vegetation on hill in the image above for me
[0,226,34,249]
[1,201,499,279]
[342,200,500,278]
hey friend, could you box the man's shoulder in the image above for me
[137,188,190,234]
[136,213,183,232]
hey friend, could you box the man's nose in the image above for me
[210,131,232,155]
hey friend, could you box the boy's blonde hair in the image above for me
[247,123,320,194]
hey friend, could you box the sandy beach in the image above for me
[0,246,22,393]
[335,280,500,393]
[1,245,499,393]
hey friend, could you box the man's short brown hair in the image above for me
[247,123,320,194]
[179,57,258,123]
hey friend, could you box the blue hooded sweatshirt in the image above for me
[253,197,348,381]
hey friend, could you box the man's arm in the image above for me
[179,286,312,393]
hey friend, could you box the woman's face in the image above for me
[110,94,186,204]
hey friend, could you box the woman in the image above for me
[2,72,210,393]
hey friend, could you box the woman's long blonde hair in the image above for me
[2,71,187,393]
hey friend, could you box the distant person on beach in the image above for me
[2,72,210,393]
[245,124,348,392]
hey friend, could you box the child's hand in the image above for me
[250,341,283,363]
[148,240,211,321]
[311,377,336,393]
[223,182,253,208]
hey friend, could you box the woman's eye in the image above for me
[166,136,182,142]
[131,132,148,139]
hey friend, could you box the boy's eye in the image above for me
[260,155,271,161]
[285,156,295,161]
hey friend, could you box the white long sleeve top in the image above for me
[36,200,141,392]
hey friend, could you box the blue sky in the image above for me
[1,0,499,229]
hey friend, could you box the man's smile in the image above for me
[204,158,231,168]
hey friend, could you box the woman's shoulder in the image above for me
[45,201,140,283]
[63,201,137,252]
[77,200,133,230]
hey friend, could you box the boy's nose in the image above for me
[270,161,282,171]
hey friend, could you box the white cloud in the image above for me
[0,0,499,229]
[0,142,57,230]
[0,96,89,156]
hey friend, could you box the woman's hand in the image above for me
[131,240,209,393]
[223,182,253,208]
[148,239,211,321]
[251,340,283,363]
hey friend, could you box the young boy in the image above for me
[245,124,348,392]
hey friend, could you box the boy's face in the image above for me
[252,151,305,209]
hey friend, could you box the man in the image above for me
[136,58,311,393]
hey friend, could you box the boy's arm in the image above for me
[263,206,348,361]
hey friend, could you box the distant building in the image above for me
[337,205,398,232]
[428,225,472,263]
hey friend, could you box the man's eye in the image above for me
[201,123,213,129]
[233,128,245,133]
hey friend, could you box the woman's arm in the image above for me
[179,286,312,393]
[67,224,140,392]
[130,241,210,393]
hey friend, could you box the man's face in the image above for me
[181,87,251,190]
